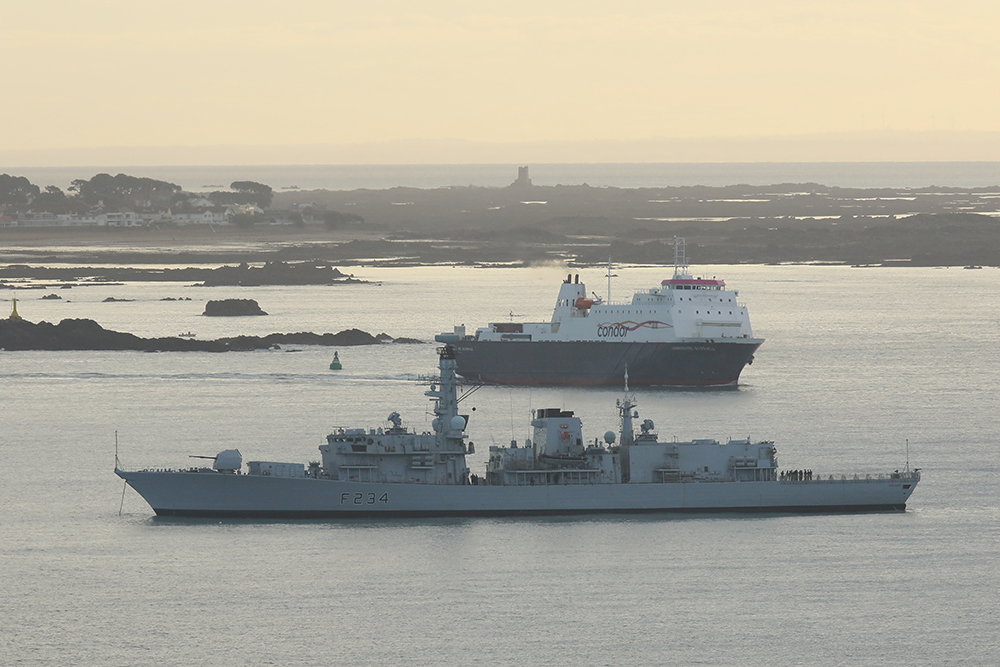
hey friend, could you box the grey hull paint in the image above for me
[453,340,763,387]
[119,469,915,518]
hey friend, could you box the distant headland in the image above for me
[3,169,999,266]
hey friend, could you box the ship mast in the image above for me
[605,256,617,303]
[616,367,636,482]
[429,333,466,443]
[672,236,689,279]
[618,367,635,447]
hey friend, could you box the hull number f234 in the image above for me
[341,492,390,505]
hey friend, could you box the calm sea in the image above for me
[7,161,1000,192]
[2,264,998,666]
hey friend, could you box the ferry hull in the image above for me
[454,340,763,387]
[117,470,915,518]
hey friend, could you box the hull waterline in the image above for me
[454,340,762,387]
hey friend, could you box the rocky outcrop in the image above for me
[196,261,355,286]
[203,299,267,316]
[0,318,419,351]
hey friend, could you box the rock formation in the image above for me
[0,317,419,352]
[203,299,267,316]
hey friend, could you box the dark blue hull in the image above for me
[453,340,763,387]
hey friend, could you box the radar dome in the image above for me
[450,415,466,431]
[604,431,616,444]
[431,418,441,432]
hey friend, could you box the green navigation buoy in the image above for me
[329,351,342,370]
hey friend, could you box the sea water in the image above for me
[2,264,998,666]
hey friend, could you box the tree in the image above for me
[31,185,82,214]
[0,174,40,209]
[230,181,273,209]
[68,173,181,210]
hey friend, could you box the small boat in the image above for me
[329,352,342,370]
[178,332,196,338]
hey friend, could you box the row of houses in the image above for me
[0,204,264,228]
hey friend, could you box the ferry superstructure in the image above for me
[453,239,763,387]
[116,334,918,518]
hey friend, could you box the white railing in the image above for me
[781,472,920,483]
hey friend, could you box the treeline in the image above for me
[0,173,273,213]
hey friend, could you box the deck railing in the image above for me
[780,471,920,483]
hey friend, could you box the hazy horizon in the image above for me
[4,131,1000,168]
[4,2,998,166]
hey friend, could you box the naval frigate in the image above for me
[116,333,919,518]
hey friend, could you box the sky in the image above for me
[2,1,999,165]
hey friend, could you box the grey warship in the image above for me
[116,333,919,518]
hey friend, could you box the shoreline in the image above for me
[3,208,999,269]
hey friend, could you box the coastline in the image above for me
[4,178,1000,266]
[2,216,997,268]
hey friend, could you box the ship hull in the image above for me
[117,470,915,518]
[454,339,763,387]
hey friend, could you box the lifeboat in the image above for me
[574,297,594,310]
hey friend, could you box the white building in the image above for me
[169,208,229,225]
[10,211,141,227]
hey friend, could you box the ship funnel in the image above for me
[531,408,583,459]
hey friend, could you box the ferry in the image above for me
[453,239,762,387]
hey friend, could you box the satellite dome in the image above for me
[604,431,616,444]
